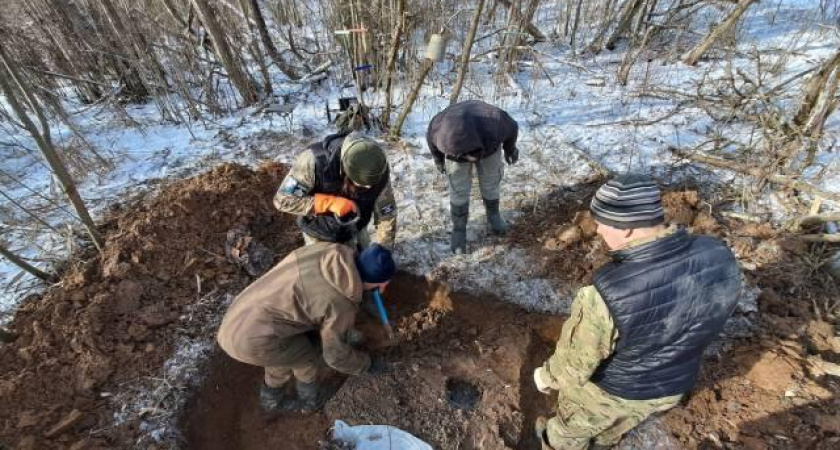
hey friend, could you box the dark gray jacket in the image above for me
[426,100,518,164]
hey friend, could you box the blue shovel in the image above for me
[372,288,394,341]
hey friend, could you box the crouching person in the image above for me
[533,175,742,449]
[217,242,396,412]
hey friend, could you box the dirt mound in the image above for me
[0,163,300,449]
[512,181,722,291]
[182,273,564,450]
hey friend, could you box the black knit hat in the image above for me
[590,175,665,229]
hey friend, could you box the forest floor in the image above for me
[1,162,837,449]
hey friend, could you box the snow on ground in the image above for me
[2,0,838,320]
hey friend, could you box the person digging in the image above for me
[274,130,397,250]
[426,100,519,254]
[217,242,396,413]
[533,175,742,449]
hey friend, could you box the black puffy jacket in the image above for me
[426,100,518,163]
[591,228,741,400]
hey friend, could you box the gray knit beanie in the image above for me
[590,175,665,229]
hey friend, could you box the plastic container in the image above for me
[425,34,446,62]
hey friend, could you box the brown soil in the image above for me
[0,162,301,449]
[182,272,564,450]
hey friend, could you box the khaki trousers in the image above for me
[262,333,321,388]
[545,381,681,449]
[445,149,504,205]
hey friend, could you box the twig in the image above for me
[669,146,840,203]
[565,139,612,177]
[799,234,840,243]
[586,102,687,127]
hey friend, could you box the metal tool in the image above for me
[372,288,394,340]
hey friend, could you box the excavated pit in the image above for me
[181,272,564,450]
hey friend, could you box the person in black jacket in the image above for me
[532,175,742,449]
[427,100,519,253]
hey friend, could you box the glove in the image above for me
[313,194,357,217]
[434,159,446,174]
[345,328,365,346]
[505,147,519,165]
[367,355,390,375]
[533,367,551,394]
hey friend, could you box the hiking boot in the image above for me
[450,202,469,254]
[258,383,295,412]
[295,380,330,412]
[483,198,509,235]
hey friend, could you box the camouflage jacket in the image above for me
[273,148,398,248]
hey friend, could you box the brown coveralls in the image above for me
[217,242,371,387]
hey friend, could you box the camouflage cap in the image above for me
[341,135,387,186]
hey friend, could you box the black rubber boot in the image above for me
[258,383,295,412]
[483,198,509,235]
[295,380,328,412]
[451,202,469,254]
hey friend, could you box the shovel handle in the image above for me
[372,289,390,328]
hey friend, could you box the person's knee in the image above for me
[545,417,594,450]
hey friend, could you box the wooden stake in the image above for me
[391,58,434,138]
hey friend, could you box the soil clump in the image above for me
[0,163,300,449]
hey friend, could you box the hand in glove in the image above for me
[435,159,446,174]
[313,194,357,217]
[504,147,519,165]
[533,367,551,394]
[367,355,390,375]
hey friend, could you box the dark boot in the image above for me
[535,416,553,450]
[295,380,329,412]
[451,202,469,254]
[483,198,509,235]
[258,383,295,412]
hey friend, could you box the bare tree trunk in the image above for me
[497,0,546,42]
[793,49,840,128]
[0,45,105,250]
[192,0,259,104]
[569,0,582,52]
[391,58,434,138]
[246,0,301,80]
[683,0,756,66]
[0,242,57,283]
[604,0,646,51]
[381,0,406,129]
[450,0,485,105]
[98,0,151,100]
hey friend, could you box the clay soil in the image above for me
[0,162,301,449]
[2,164,839,450]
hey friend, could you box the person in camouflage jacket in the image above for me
[533,176,741,449]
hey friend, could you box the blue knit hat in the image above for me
[356,244,397,283]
